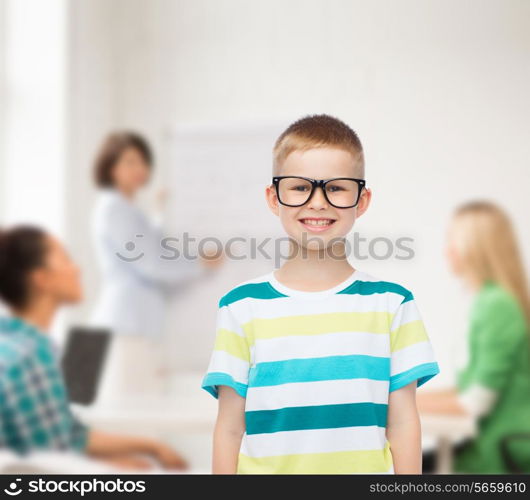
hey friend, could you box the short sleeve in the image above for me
[463,292,526,392]
[389,295,440,392]
[201,302,251,399]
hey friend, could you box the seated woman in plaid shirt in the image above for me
[0,225,186,470]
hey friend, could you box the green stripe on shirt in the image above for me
[245,402,388,434]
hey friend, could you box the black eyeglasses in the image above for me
[272,176,366,209]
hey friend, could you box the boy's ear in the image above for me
[265,184,280,216]
[355,187,372,219]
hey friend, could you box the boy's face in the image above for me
[265,147,371,252]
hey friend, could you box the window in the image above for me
[1,0,67,236]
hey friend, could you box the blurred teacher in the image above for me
[418,201,530,473]
[90,131,220,403]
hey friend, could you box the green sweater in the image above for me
[454,282,530,473]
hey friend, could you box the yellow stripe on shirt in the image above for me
[237,441,393,474]
[242,311,393,345]
[214,328,250,362]
[390,320,428,352]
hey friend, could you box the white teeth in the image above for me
[301,219,333,226]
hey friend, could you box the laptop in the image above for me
[61,326,111,405]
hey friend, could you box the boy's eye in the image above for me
[327,185,345,192]
[291,184,310,192]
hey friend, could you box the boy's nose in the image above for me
[307,186,329,209]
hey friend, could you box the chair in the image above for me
[499,433,530,473]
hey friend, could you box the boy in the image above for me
[202,114,440,474]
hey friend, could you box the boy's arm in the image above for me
[386,381,422,474]
[213,385,246,474]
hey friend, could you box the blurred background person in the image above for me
[0,225,188,470]
[90,131,222,406]
[418,201,530,473]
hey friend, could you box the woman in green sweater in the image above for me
[418,201,530,473]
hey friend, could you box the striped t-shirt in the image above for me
[202,269,440,474]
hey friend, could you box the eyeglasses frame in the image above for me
[271,175,366,209]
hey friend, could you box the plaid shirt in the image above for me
[0,316,89,455]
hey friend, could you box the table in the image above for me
[420,413,477,473]
[73,372,477,474]
[72,372,217,435]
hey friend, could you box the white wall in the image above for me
[66,0,530,382]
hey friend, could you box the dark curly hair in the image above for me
[0,226,47,309]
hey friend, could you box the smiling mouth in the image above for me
[298,218,337,227]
